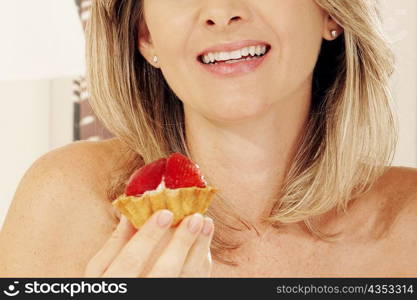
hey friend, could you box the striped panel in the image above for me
[73,0,113,141]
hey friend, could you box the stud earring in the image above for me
[331,30,337,38]
[153,55,158,63]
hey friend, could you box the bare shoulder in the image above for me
[368,166,417,269]
[34,137,126,179]
[374,166,417,211]
[378,165,417,187]
[0,138,127,277]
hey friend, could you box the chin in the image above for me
[205,98,273,124]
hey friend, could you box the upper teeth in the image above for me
[201,45,267,64]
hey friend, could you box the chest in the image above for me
[209,237,407,277]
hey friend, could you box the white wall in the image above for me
[0,0,82,228]
[0,81,51,226]
[0,79,74,229]
[50,78,76,149]
[0,0,85,80]
[383,0,417,167]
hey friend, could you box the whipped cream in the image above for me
[140,173,207,197]
[142,177,167,196]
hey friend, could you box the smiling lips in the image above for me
[196,40,272,77]
[200,44,269,64]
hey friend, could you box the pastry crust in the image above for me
[112,186,217,228]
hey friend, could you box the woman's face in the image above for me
[139,0,337,123]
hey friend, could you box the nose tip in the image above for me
[199,1,250,31]
[205,15,242,27]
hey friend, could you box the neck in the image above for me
[184,86,311,226]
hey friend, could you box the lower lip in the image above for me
[197,49,271,77]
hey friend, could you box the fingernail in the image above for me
[156,210,173,228]
[201,217,213,236]
[187,213,203,234]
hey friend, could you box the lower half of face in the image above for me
[165,60,295,123]
[162,50,322,125]
[145,0,326,123]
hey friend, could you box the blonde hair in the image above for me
[86,0,397,265]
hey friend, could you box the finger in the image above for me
[180,217,214,277]
[182,251,213,278]
[146,213,204,277]
[200,249,213,277]
[103,209,173,277]
[84,216,136,277]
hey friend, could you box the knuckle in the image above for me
[173,228,196,247]
[119,247,142,264]
[138,228,162,245]
[105,229,128,248]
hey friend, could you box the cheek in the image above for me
[145,1,192,65]
[281,30,323,94]
[145,7,194,97]
[273,3,324,83]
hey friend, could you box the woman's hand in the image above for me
[84,210,214,277]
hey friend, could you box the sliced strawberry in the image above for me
[124,158,167,196]
[164,153,206,189]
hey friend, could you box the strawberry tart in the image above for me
[112,153,217,228]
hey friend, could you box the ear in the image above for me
[323,14,344,40]
[138,20,159,68]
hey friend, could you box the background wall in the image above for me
[382,0,417,167]
[0,0,84,228]
[0,79,74,229]
[0,81,51,226]
[0,0,85,81]
[0,0,416,229]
